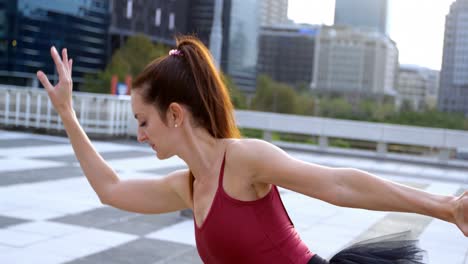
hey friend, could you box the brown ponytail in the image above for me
[132,35,241,199]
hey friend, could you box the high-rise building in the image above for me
[397,65,440,111]
[0,0,110,87]
[261,0,288,26]
[109,0,261,93]
[0,0,261,94]
[334,0,388,35]
[438,0,468,115]
[180,0,261,93]
[223,0,260,94]
[314,25,398,97]
[109,0,190,53]
[258,25,318,88]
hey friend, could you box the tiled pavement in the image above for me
[0,129,466,264]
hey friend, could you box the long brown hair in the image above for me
[132,35,241,199]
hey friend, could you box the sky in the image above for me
[288,0,456,71]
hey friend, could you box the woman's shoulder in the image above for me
[224,138,280,193]
[225,137,266,156]
[224,137,275,170]
[227,137,275,154]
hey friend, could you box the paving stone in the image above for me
[0,166,83,186]
[0,138,65,148]
[65,238,197,264]
[153,248,203,264]
[0,215,30,228]
[52,207,183,235]
[32,150,154,164]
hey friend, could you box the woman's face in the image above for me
[131,91,176,160]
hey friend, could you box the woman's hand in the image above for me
[36,46,74,115]
[453,190,468,237]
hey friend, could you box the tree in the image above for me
[320,97,353,119]
[275,83,298,114]
[296,94,316,116]
[82,34,168,93]
[221,73,247,109]
[251,75,275,112]
[251,75,297,114]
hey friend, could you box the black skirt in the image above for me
[307,231,427,264]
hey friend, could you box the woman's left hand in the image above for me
[454,190,468,237]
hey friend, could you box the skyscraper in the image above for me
[0,0,110,87]
[109,0,190,52]
[397,65,440,111]
[261,0,289,26]
[438,0,468,115]
[189,0,260,94]
[224,0,260,94]
[334,0,388,35]
[314,25,398,97]
[258,25,318,88]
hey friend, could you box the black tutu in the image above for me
[308,231,427,264]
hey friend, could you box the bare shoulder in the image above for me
[227,138,287,161]
[226,138,339,204]
[225,138,285,176]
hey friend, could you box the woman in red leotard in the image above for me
[37,35,467,264]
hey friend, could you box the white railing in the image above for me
[0,85,131,136]
[2,85,468,162]
[234,110,468,161]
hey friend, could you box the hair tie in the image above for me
[169,49,184,57]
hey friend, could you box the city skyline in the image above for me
[288,0,455,71]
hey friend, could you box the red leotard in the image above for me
[194,151,315,263]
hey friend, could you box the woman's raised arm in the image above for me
[36,47,191,214]
[239,139,467,237]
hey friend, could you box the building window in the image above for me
[155,8,161,26]
[126,0,133,19]
[169,13,175,30]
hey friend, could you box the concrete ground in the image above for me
[0,129,466,264]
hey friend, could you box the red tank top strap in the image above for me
[218,149,227,187]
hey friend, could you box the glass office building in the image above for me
[187,0,260,93]
[0,0,110,87]
[438,0,468,115]
[110,0,190,53]
[334,0,388,35]
[258,26,317,88]
[222,0,260,94]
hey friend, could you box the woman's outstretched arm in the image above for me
[239,139,467,236]
[36,47,190,214]
[37,46,120,202]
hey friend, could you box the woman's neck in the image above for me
[176,126,226,183]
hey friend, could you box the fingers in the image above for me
[36,71,54,92]
[62,48,69,72]
[68,59,73,73]
[50,46,67,77]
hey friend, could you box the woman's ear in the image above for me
[168,102,184,128]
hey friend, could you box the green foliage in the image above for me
[222,73,247,109]
[250,74,466,131]
[296,95,316,116]
[276,132,317,144]
[330,138,351,148]
[251,75,298,114]
[354,99,395,121]
[385,110,465,130]
[82,34,168,94]
[239,128,263,138]
[319,97,353,119]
